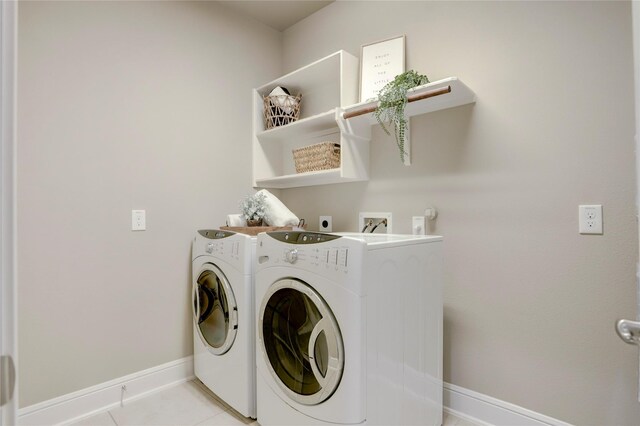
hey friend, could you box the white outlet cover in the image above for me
[412,216,426,235]
[132,209,146,231]
[319,216,332,232]
[579,205,602,235]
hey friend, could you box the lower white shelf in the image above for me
[255,168,366,189]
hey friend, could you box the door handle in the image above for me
[616,319,640,345]
[0,355,16,407]
[308,317,330,389]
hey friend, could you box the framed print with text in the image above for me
[359,35,405,102]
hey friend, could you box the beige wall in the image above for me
[17,1,281,407]
[280,1,640,424]
[16,1,640,422]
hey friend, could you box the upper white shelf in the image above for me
[341,77,475,124]
[253,50,365,189]
[255,52,353,106]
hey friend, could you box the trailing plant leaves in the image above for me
[374,70,429,163]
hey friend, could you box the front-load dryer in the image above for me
[192,229,256,418]
[255,231,443,426]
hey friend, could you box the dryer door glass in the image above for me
[260,279,344,406]
[194,265,238,355]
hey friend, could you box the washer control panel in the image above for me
[273,245,350,271]
[258,232,363,281]
[257,231,366,295]
[284,248,298,264]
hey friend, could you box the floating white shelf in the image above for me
[252,51,475,187]
[342,77,475,123]
[341,77,476,165]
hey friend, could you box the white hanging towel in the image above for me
[226,214,247,227]
[257,189,299,226]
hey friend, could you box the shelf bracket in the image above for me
[342,85,453,167]
[336,108,371,143]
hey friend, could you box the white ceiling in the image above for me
[218,1,334,32]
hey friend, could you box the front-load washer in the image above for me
[192,229,256,418]
[255,231,443,426]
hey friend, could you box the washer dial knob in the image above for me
[285,248,298,264]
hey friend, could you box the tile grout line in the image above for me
[190,410,227,426]
[191,379,232,412]
[188,380,238,426]
[189,380,257,426]
[107,410,118,426]
[190,404,232,426]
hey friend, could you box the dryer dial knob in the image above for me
[285,248,298,264]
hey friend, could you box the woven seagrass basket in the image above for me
[292,142,341,173]
[263,93,302,129]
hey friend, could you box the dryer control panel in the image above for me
[267,231,341,244]
[198,229,235,239]
[192,229,255,272]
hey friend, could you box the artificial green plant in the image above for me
[374,70,430,163]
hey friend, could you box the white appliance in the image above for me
[255,231,443,425]
[192,229,256,418]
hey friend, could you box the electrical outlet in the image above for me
[579,205,603,234]
[132,210,146,231]
[412,216,426,235]
[359,212,392,234]
[319,216,332,232]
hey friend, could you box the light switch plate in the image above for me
[579,205,602,234]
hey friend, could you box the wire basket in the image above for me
[263,93,302,129]
[293,142,341,174]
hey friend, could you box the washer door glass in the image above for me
[193,264,237,355]
[260,278,344,406]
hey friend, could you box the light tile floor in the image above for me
[71,380,478,426]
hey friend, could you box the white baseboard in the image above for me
[444,382,573,426]
[17,362,569,426]
[18,356,194,426]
